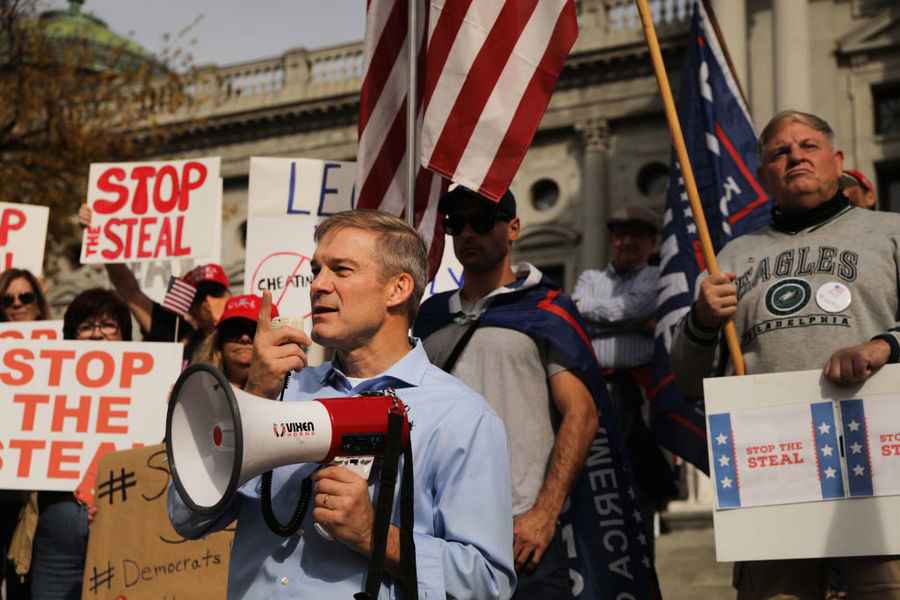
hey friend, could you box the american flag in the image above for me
[355,0,578,273]
[161,276,196,316]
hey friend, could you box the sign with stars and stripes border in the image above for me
[704,366,900,562]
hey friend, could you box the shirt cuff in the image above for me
[872,333,900,364]
[409,531,445,599]
[686,305,720,346]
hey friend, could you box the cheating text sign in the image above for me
[81,158,221,264]
[244,158,355,326]
[0,340,182,491]
[83,445,233,600]
[0,202,49,276]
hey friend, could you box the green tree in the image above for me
[0,0,196,273]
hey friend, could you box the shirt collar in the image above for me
[607,262,648,279]
[319,339,429,393]
[449,262,542,317]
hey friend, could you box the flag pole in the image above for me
[405,0,417,227]
[634,0,746,375]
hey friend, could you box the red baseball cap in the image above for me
[183,263,229,288]
[218,294,276,326]
[844,169,873,192]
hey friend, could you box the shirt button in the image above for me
[280,576,289,586]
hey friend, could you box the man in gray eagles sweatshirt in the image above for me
[671,110,900,598]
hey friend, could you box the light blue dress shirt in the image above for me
[168,341,515,600]
[572,264,660,368]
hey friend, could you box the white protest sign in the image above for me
[125,178,224,304]
[0,202,49,276]
[0,340,182,491]
[0,320,63,341]
[422,235,463,302]
[81,159,222,264]
[706,365,900,562]
[244,158,356,329]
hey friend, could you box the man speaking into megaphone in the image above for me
[167,210,516,599]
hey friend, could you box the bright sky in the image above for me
[42,1,366,66]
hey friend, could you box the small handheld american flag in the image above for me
[162,276,197,316]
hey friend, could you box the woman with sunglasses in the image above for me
[192,294,277,389]
[0,269,51,600]
[0,268,51,323]
[18,289,132,600]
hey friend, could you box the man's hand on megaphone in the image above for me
[244,292,311,399]
[312,466,385,557]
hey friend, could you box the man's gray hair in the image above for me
[758,110,836,159]
[314,209,428,322]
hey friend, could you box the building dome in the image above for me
[37,0,163,74]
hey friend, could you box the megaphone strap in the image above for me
[356,410,418,600]
[260,470,312,537]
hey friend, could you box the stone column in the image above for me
[576,118,611,272]
[773,0,811,112]
[711,0,748,95]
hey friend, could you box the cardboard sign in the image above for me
[244,158,356,328]
[82,445,233,600]
[0,340,182,491]
[81,159,222,264]
[0,202,49,276]
[706,365,900,561]
[0,320,63,340]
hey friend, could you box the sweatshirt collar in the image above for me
[771,191,851,234]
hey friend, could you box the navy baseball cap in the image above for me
[438,184,516,218]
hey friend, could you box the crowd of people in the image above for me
[1,109,898,600]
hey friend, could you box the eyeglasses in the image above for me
[1,292,36,309]
[75,320,120,337]
[443,210,511,236]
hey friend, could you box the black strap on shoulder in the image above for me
[442,318,481,373]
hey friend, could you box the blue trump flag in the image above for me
[651,0,771,473]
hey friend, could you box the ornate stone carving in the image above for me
[576,118,611,152]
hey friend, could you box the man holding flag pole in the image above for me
[636,0,900,596]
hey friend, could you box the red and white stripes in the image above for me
[421,0,577,201]
[356,0,577,272]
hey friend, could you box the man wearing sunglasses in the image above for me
[415,187,658,599]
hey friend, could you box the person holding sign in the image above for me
[168,210,515,599]
[671,110,900,598]
[8,288,133,600]
[191,294,277,389]
[1,267,52,600]
[80,204,231,361]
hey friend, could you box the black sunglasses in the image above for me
[443,210,511,236]
[1,292,36,309]
[219,319,256,343]
[192,283,228,307]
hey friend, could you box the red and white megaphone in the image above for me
[165,364,410,516]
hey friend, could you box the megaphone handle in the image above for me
[277,371,292,402]
[260,470,312,537]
